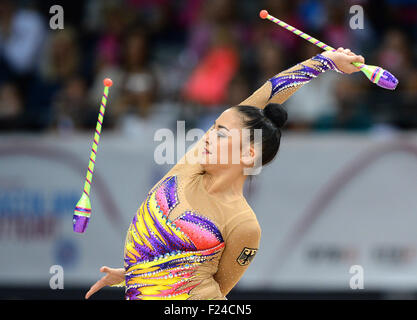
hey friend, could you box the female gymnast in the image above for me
[85,47,365,300]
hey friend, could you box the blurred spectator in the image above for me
[367,29,413,126]
[94,2,135,70]
[86,2,134,130]
[26,28,81,131]
[0,0,46,113]
[254,0,305,55]
[49,76,94,134]
[0,0,45,77]
[184,0,247,64]
[322,2,354,50]
[313,76,372,131]
[284,41,339,131]
[127,0,171,33]
[182,25,240,130]
[0,82,24,131]
[374,29,413,81]
[183,43,239,106]
[297,0,327,32]
[111,27,157,124]
[181,0,245,133]
[40,28,81,82]
[227,72,251,107]
[176,0,205,30]
[253,39,285,88]
[395,69,417,129]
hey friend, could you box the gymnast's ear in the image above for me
[241,144,256,166]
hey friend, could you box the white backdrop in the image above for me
[1,131,417,291]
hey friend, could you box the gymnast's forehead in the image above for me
[215,108,245,130]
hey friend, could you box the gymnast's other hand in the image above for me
[85,266,125,299]
[321,47,365,74]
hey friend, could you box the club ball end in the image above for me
[377,70,399,90]
[73,214,90,233]
[103,78,113,87]
[260,10,269,19]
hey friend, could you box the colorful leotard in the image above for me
[120,53,338,300]
[122,151,259,300]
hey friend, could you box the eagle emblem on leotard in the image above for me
[237,247,258,266]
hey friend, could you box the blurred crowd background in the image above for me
[0,0,416,136]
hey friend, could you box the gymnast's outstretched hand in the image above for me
[321,47,365,74]
[85,266,125,299]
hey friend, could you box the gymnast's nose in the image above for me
[205,130,213,145]
[204,132,214,152]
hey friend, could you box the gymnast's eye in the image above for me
[217,132,226,138]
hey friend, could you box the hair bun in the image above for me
[263,103,288,129]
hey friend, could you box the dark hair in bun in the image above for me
[263,103,288,129]
[233,103,288,166]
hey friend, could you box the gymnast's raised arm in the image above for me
[239,47,365,109]
[168,47,365,169]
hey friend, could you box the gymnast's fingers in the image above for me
[100,266,110,273]
[345,55,365,73]
[85,278,106,299]
[101,266,122,278]
[343,48,354,56]
[357,55,365,64]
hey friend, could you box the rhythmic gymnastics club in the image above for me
[259,10,398,90]
[73,78,113,233]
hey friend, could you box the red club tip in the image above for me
[103,78,113,87]
[259,10,269,19]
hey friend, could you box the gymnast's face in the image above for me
[200,108,255,173]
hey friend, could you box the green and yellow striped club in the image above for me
[73,78,113,233]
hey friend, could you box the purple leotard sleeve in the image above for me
[268,53,342,100]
